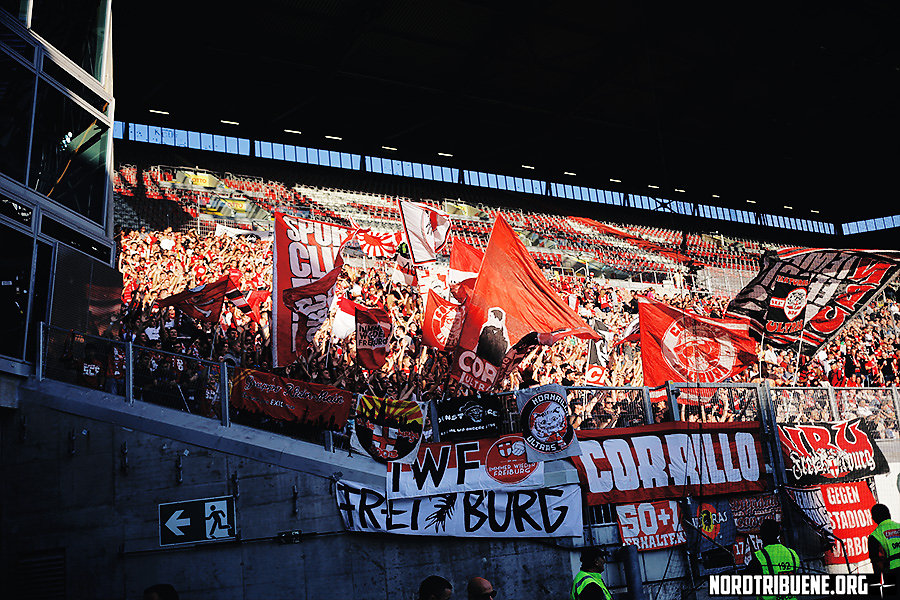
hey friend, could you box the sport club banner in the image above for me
[639,299,757,402]
[516,384,581,463]
[690,498,738,576]
[351,395,424,464]
[616,500,686,552]
[355,305,391,370]
[282,257,343,359]
[726,248,900,355]
[230,369,352,429]
[398,200,451,264]
[387,434,544,499]
[273,213,354,367]
[421,289,465,351]
[335,479,582,538]
[820,481,877,565]
[452,216,598,392]
[777,418,889,485]
[571,421,766,505]
[157,276,229,322]
[434,394,502,442]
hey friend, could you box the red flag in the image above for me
[449,239,483,302]
[639,299,757,400]
[585,340,606,385]
[451,216,599,391]
[421,289,465,351]
[282,255,344,359]
[247,290,269,324]
[158,277,229,322]
[356,305,392,370]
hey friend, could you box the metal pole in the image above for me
[125,339,134,404]
[620,544,647,600]
[641,386,653,425]
[430,396,441,442]
[36,321,44,382]
[667,381,680,421]
[827,386,839,421]
[220,361,230,427]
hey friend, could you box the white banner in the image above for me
[335,480,582,538]
[387,435,544,499]
[214,223,273,240]
[398,201,451,264]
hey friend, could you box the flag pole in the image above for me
[792,313,808,385]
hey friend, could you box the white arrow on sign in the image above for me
[165,510,191,536]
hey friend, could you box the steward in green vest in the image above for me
[869,503,900,587]
[744,519,800,600]
[571,547,612,600]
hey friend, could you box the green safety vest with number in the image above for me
[753,543,800,600]
[870,519,900,571]
[570,570,612,600]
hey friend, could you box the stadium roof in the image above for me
[112,1,900,226]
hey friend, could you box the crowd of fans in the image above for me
[85,226,900,439]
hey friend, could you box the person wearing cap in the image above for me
[744,519,800,600]
[868,503,900,587]
[571,547,611,600]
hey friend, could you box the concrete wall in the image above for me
[1,381,580,600]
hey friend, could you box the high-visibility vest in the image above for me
[753,543,800,600]
[870,519,900,571]
[570,570,612,600]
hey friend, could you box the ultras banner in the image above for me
[778,418,889,485]
[386,434,544,499]
[335,479,582,538]
[230,369,353,429]
[515,384,581,463]
[434,394,502,442]
[570,421,766,505]
[272,213,353,367]
[725,248,900,355]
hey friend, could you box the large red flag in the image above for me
[639,299,757,399]
[449,239,483,303]
[282,255,344,359]
[355,305,392,370]
[421,289,464,351]
[451,216,599,391]
[157,277,229,323]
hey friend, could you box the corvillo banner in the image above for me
[570,421,766,505]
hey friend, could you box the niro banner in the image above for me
[778,418,889,485]
[570,421,766,505]
[335,479,582,538]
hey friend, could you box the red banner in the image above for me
[157,276,229,322]
[355,305,391,370]
[616,500,686,551]
[282,255,344,359]
[570,421,766,505]
[421,289,464,351]
[272,213,353,367]
[821,481,877,565]
[230,369,352,429]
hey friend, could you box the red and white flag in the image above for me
[356,305,392,370]
[332,296,366,340]
[586,339,607,385]
[247,290,269,324]
[282,255,344,359]
[225,273,252,316]
[614,317,641,347]
[639,299,757,399]
[158,277,229,323]
[421,289,465,351]
[398,201,451,264]
[449,239,483,303]
[356,229,403,258]
[451,216,599,391]
[391,244,418,287]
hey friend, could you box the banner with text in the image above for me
[616,500,686,551]
[571,421,766,505]
[230,369,352,429]
[778,418,889,485]
[821,480,877,565]
[434,394,502,442]
[516,384,581,463]
[336,480,582,538]
[387,434,544,499]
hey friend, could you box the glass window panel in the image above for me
[112,121,123,139]
[449,168,458,183]
[283,144,295,161]
[562,184,571,199]
[0,50,34,184]
[304,148,318,165]
[423,164,434,180]
[293,146,307,163]
[400,161,411,177]
[147,125,161,144]
[187,131,200,149]
[214,135,227,153]
[132,123,148,142]
[379,158,391,174]
[351,154,361,170]
[488,173,498,188]
[329,150,340,167]
[272,142,284,160]
[161,128,174,146]
[525,179,536,194]
[32,0,109,80]
[200,133,213,151]
[462,170,472,184]
[225,136,238,154]
[513,178,523,192]
[340,153,351,169]
[41,57,108,114]
[258,141,272,158]
[238,138,250,156]
[29,79,108,224]
[1,0,28,24]
[497,176,507,190]
[367,156,380,173]
[413,163,423,179]
[389,159,401,174]
[475,172,485,187]
[0,222,33,359]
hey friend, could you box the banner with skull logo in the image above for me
[515,383,581,463]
